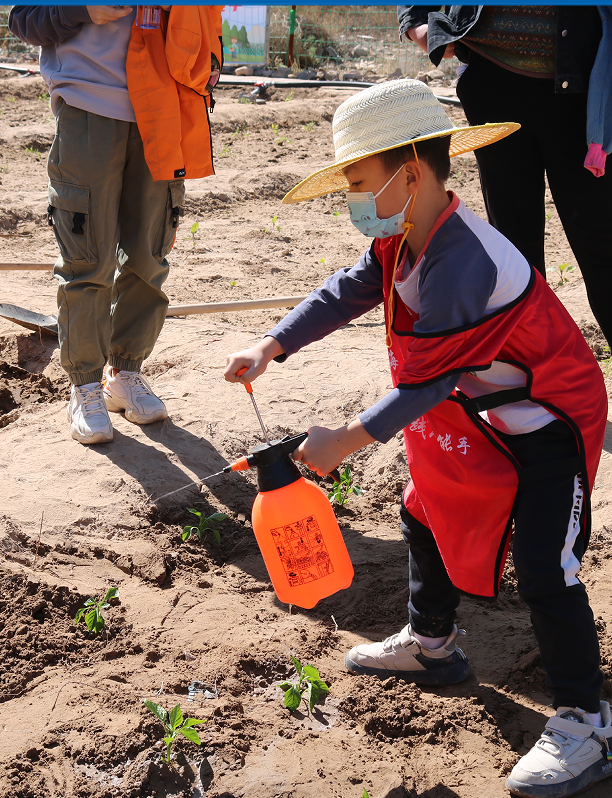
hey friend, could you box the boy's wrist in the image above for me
[260,335,285,362]
[336,418,375,458]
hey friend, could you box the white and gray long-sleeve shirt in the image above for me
[268,194,554,443]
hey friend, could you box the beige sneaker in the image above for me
[67,383,113,444]
[104,370,168,424]
[344,623,470,686]
[506,702,612,797]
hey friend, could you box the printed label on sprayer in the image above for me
[270,516,334,586]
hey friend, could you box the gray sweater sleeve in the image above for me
[267,242,384,359]
[9,6,92,47]
[267,226,498,444]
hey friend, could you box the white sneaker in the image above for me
[345,623,470,686]
[506,702,612,797]
[103,370,168,424]
[67,383,113,444]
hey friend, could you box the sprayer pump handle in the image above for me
[282,433,340,482]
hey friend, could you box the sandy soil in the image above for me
[0,74,611,798]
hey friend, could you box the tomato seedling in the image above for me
[279,655,329,713]
[74,587,118,634]
[327,465,363,507]
[143,700,206,766]
[182,509,228,543]
[546,261,575,286]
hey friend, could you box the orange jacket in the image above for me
[126,5,223,181]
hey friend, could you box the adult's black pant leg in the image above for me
[456,57,548,274]
[400,502,460,638]
[500,422,603,712]
[541,91,612,348]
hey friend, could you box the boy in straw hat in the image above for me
[225,80,611,797]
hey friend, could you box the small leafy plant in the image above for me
[266,214,281,233]
[271,122,291,145]
[284,90,295,102]
[186,221,199,248]
[182,509,228,543]
[302,120,316,132]
[74,587,119,633]
[229,279,237,287]
[333,211,341,218]
[143,700,206,766]
[327,465,363,507]
[546,261,575,286]
[279,655,329,712]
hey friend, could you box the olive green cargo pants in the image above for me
[47,99,185,385]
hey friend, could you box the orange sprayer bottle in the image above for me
[227,433,354,609]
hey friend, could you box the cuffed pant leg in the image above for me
[501,422,603,712]
[109,124,184,372]
[48,100,129,385]
[401,501,460,638]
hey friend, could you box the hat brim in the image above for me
[282,122,520,204]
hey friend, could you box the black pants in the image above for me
[456,54,612,348]
[402,420,603,712]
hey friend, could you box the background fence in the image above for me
[1,5,456,81]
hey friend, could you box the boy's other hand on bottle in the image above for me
[224,337,284,385]
[293,421,375,477]
[87,6,133,25]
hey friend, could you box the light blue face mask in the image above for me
[346,163,413,238]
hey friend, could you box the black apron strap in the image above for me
[457,387,530,414]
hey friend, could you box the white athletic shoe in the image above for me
[103,370,168,424]
[506,702,612,797]
[345,623,470,686]
[67,383,113,444]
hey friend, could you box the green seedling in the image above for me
[333,211,341,218]
[302,121,316,132]
[546,262,575,286]
[271,122,291,145]
[143,700,206,766]
[279,655,329,713]
[186,221,199,248]
[266,215,281,233]
[74,587,119,634]
[182,509,228,543]
[229,279,237,287]
[219,143,232,159]
[25,146,42,161]
[600,344,612,380]
[284,90,295,102]
[319,257,326,264]
[327,465,363,507]
[38,92,49,101]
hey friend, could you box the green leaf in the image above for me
[290,655,303,678]
[74,608,84,624]
[183,717,207,727]
[187,508,202,518]
[182,527,192,542]
[310,678,329,694]
[352,485,363,497]
[190,222,199,234]
[284,685,303,711]
[84,607,104,633]
[144,699,168,724]
[103,587,119,602]
[278,681,293,692]
[207,513,228,525]
[302,665,320,680]
[84,598,96,606]
[363,790,370,798]
[179,725,202,745]
[169,704,184,731]
[211,528,221,544]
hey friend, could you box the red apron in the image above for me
[376,235,607,598]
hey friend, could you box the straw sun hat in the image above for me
[282,79,520,204]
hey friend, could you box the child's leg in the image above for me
[344,500,469,685]
[502,421,611,798]
[400,503,461,639]
[501,420,603,712]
